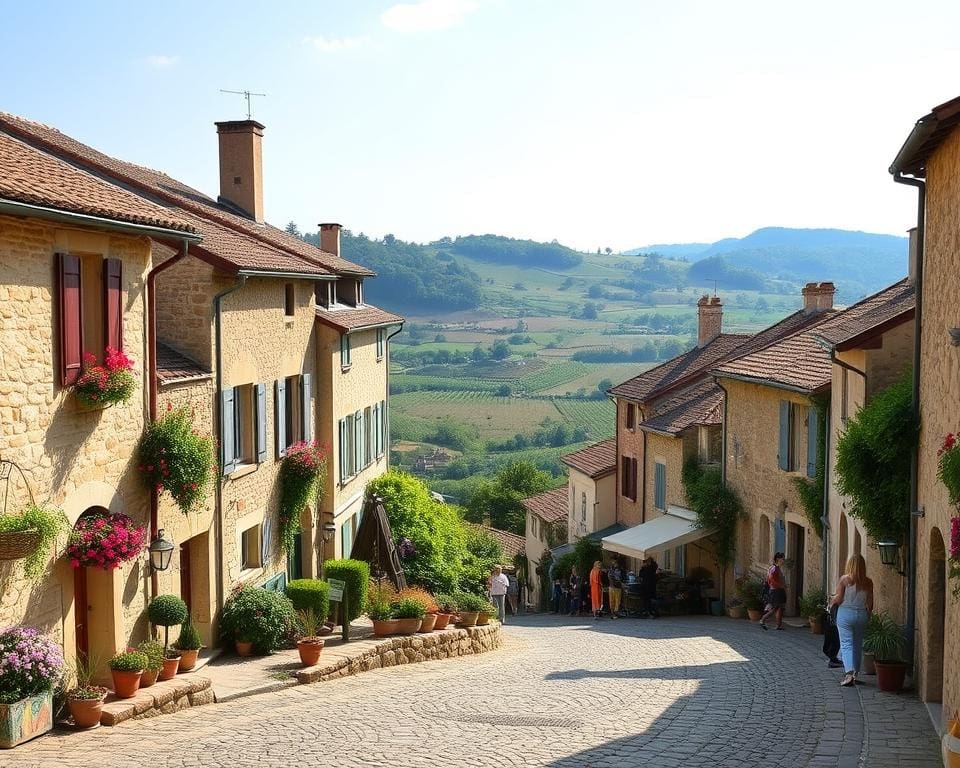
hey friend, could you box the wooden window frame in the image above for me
[241,523,262,570]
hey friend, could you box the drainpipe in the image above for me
[212,275,247,622]
[145,240,190,602]
[893,171,925,659]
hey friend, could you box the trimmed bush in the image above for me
[454,591,487,612]
[219,585,297,654]
[137,639,164,672]
[323,559,370,623]
[109,651,148,672]
[284,579,331,623]
[174,618,203,651]
[391,597,426,619]
[147,594,188,648]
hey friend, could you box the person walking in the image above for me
[568,567,580,616]
[760,552,787,630]
[608,560,623,619]
[506,572,519,616]
[551,577,564,614]
[823,603,843,668]
[489,565,510,624]
[639,557,659,618]
[589,560,604,620]
[832,554,874,686]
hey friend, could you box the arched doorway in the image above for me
[853,529,862,556]
[924,528,947,703]
[838,512,849,582]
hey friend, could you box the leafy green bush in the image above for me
[173,618,203,651]
[434,593,458,613]
[734,575,766,611]
[480,600,498,615]
[137,639,164,672]
[219,585,297,654]
[454,592,487,612]
[278,441,328,554]
[284,579,331,623]
[682,458,744,570]
[864,611,905,663]
[0,503,67,579]
[798,586,828,619]
[147,594,188,647]
[391,598,426,619]
[460,526,504,594]
[137,406,214,514]
[323,560,370,623]
[553,551,578,581]
[109,651,148,672]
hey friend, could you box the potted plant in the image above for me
[137,405,214,514]
[0,504,67,580]
[66,510,146,570]
[434,594,457,630]
[799,587,828,634]
[173,617,203,671]
[454,592,484,627]
[476,600,497,626]
[865,612,907,692]
[367,595,399,637]
[734,575,765,621]
[391,598,425,635]
[65,653,107,729]
[393,586,438,632]
[726,597,746,619]
[0,626,64,747]
[861,612,881,675]
[295,609,325,666]
[147,594,188,651]
[73,347,135,409]
[137,639,164,687]
[108,649,147,698]
[219,584,298,655]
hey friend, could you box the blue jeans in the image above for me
[492,594,506,623]
[837,606,868,674]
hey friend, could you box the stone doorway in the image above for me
[924,527,946,704]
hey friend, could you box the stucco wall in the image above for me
[153,252,218,370]
[568,467,615,541]
[615,399,644,526]
[643,431,693,521]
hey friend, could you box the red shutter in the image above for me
[103,257,123,352]
[57,253,83,386]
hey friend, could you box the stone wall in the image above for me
[616,399,644,526]
[643,431,693,521]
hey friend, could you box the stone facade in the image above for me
[616,399,644,526]
[567,467,615,542]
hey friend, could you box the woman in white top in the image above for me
[830,554,874,687]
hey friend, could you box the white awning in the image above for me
[601,506,713,560]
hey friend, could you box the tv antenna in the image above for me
[220,89,266,120]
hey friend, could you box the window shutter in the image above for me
[300,373,312,443]
[778,400,791,471]
[103,257,123,352]
[221,389,237,475]
[56,253,83,386]
[275,379,287,458]
[261,518,272,564]
[256,383,267,463]
[354,410,363,473]
[655,463,666,509]
[806,407,819,478]
[381,399,387,457]
[338,419,347,483]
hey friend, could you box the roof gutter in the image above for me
[889,115,937,177]
[0,198,200,242]
[236,269,333,281]
[713,371,826,397]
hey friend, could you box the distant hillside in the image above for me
[447,234,583,269]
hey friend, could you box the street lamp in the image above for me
[876,540,899,567]
[149,529,175,572]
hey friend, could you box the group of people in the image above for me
[761,551,874,688]
[551,557,660,619]
[486,564,521,623]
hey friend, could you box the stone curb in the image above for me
[100,676,214,726]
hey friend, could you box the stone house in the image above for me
[521,486,567,607]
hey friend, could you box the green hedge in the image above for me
[219,585,297,654]
[323,559,370,623]
[284,579,331,622]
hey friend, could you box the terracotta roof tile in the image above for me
[470,524,525,560]
[156,342,210,385]
[561,438,616,479]
[640,380,724,435]
[814,279,914,349]
[521,486,568,523]
[0,131,195,234]
[315,304,404,332]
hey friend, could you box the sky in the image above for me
[3,0,960,252]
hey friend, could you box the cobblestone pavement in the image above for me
[4,615,941,768]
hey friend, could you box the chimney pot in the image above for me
[215,120,265,223]
[319,222,342,259]
[697,295,723,347]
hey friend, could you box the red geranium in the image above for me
[73,347,135,408]
[66,511,145,570]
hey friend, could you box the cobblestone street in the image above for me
[4,615,941,768]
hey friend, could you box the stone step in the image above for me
[99,675,214,726]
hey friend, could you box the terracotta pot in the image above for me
[456,611,479,627]
[159,655,181,681]
[476,612,492,626]
[177,649,200,671]
[874,660,908,692]
[747,609,763,622]
[418,614,438,632]
[372,619,399,637]
[727,605,746,619]
[433,613,452,630]
[110,669,142,699]
[863,652,876,675]
[140,668,159,688]
[68,695,105,729]
[808,615,824,635]
[297,639,324,666]
[235,641,254,657]
[394,618,422,635]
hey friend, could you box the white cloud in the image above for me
[145,54,179,69]
[302,35,372,53]
[381,0,480,32]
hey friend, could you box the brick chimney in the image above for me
[319,223,342,258]
[802,281,836,313]
[697,295,723,347]
[215,120,265,223]
[907,227,918,285]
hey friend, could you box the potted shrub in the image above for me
[147,594,188,651]
[866,612,908,692]
[726,597,746,619]
[799,587,828,634]
[861,612,882,675]
[137,639,164,688]
[66,510,146,570]
[0,626,64,747]
[137,405,214,514]
[454,592,484,627]
[734,575,765,621]
[65,653,107,729]
[434,594,457,630]
[0,504,67,580]
[476,600,497,626]
[108,649,147,698]
[173,617,203,671]
[284,579,331,630]
[367,594,399,637]
[391,598,425,635]
[295,609,325,666]
[219,584,297,655]
[393,586,438,632]
[73,347,135,409]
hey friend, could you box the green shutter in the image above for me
[221,389,236,475]
[275,379,287,458]
[300,374,312,443]
[654,463,666,510]
[778,400,791,471]
[256,383,267,463]
[806,407,819,478]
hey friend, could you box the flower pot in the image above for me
[476,612,492,626]
[862,652,876,675]
[139,668,159,688]
[159,655,181,681]
[808,615,824,635]
[747,609,763,622]
[456,611,479,627]
[394,618,422,635]
[418,614,438,632]
[0,691,53,747]
[943,733,960,768]
[235,641,254,657]
[727,605,746,619]
[297,639,324,666]
[433,613,452,630]
[110,669,143,699]
[0,530,42,562]
[874,660,908,692]
[709,600,723,616]
[177,649,200,671]
[67,693,106,729]
[372,619,399,637]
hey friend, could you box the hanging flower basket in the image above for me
[65,511,145,570]
[0,462,68,578]
[937,434,960,598]
[0,530,41,562]
[72,347,135,409]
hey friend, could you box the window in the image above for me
[353,409,364,475]
[840,368,850,423]
[531,516,538,538]
[620,456,638,502]
[335,278,361,307]
[284,283,295,318]
[232,384,255,465]
[341,520,353,558]
[372,400,386,459]
[663,548,672,571]
[274,374,311,459]
[340,334,352,368]
[698,426,722,464]
[339,414,355,483]
[581,492,587,521]
[539,520,544,542]
[363,406,373,467]
[315,281,334,309]
[626,403,636,431]
[241,524,262,569]
[285,375,301,448]
[376,328,385,360]
[674,546,686,576]
[221,383,266,474]
[654,461,666,511]
[778,401,818,476]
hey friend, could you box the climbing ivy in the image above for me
[791,393,830,539]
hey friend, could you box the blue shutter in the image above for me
[778,400,791,471]
[372,403,380,457]
[256,383,267,463]
[301,373,312,443]
[275,378,287,458]
[221,389,236,476]
[338,419,347,483]
[774,519,786,553]
[654,463,666,510]
[382,399,388,457]
[354,410,363,473]
[806,407,819,478]
[261,517,272,563]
